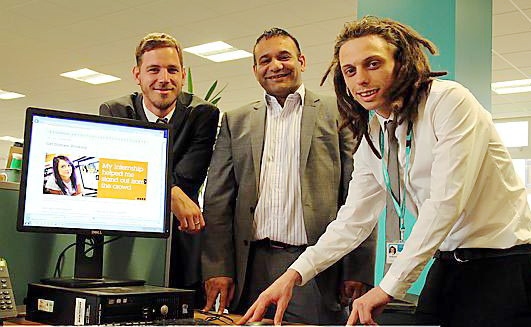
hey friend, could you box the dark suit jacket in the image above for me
[201,90,376,310]
[100,91,220,287]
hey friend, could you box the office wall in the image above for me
[0,184,167,302]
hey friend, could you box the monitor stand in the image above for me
[41,235,145,288]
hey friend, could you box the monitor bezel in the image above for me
[16,107,172,239]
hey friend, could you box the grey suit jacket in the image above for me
[202,90,376,310]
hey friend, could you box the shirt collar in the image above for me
[264,84,305,108]
[142,98,175,123]
[375,111,396,129]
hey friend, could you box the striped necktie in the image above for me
[156,117,168,124]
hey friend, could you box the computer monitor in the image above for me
[17,107,171,287]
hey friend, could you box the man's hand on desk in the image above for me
[203,277,235,314]
[171,186,205,233]
[340,280,369,306]
[347,286,392,325]
[238,269,301,326]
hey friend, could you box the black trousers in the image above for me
[415,252,531,327]
[168,230,204,308]
[236,242,348,325]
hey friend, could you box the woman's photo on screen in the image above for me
[43,154,84,196]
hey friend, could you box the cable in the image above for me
[195,310,235,325]
[82,236,122,256]
[52,236,123,278]
[53,241,78,278]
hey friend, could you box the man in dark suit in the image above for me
[100,33,219,307]
[201,28,375,325]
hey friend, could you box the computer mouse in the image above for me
[246,321,269,326]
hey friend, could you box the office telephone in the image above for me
[0,258,17,319]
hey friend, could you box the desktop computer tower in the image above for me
[25,283,194,325]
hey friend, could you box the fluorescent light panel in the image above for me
[208,50,253,62]
[185,41,232,54]
[0,89,25,100]
[492,79,531,94]
[60,68,120,85]
[184,41,252,62]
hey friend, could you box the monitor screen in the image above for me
[17,107,171,238]
[16,107,171,287]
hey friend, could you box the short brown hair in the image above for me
[135,32,183,67]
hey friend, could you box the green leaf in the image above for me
[185,66,227,105]
[204,80,218,101]
[210,83,228,101]
[187,67,193,93]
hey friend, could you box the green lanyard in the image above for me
[379,121,413,241]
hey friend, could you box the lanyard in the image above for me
[379,121,413,241]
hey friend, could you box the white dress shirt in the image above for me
[290,79,531,299]
[143,99,175,123]
[253,84,308,246]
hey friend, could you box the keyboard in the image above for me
[107,318,216,325]
[152,318,216,325]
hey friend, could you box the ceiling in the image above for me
[1,0,530,161]
[493,0,531,119]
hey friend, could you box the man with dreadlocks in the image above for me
[240,16,531,327]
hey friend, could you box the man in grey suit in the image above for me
[201,28,375,325]
[100,33,219,307]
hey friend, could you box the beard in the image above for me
[149,93,178,111]
[154,98,176,110]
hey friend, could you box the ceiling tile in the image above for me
[493,12,530,36]
[493,0,518,14]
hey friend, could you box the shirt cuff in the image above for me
[379,273,411,300]
[288,257,318,286]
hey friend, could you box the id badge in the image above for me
[386,241,404,264]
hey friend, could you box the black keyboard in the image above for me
[107,318,216,325]
[152,318,216,325]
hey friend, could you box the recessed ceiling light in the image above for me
[184,41,252,62]
[60,68,121,85]
[0,89,26,100]
[492,79,531,94]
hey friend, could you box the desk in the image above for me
[5,307,434,326]
[0,181,19,191]
[3,306,273,326]
[2,306,37,325]
[3,313,275,326]
[4,305,273,326]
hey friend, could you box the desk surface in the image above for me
[0,181,19,190]
[4,306,273,326]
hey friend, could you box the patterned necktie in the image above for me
[156,117,168,124]
[385,120,400,272]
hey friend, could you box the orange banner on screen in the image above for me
[97,158,148,200]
